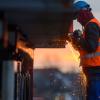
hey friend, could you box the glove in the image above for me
[71,29,83,50]
[73,29,82,40]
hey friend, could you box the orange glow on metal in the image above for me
[17,42,34,59]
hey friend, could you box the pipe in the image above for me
[2,60,21,100]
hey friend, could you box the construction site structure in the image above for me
[0,0,86,100]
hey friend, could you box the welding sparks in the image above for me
[66,42,79,63]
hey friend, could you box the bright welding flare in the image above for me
[67,42,79,63]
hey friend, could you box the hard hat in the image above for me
[73,1,90,11]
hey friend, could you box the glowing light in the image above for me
[66,42,80,63]
[17,41,34,59]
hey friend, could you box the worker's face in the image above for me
[77,17,83,25]
[77,14,86,26]
[77,10,87,26]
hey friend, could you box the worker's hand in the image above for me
[71,29,82,50]
[73,29,82,40]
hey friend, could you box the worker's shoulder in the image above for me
[85,21,100,35]
[86,21,100,30]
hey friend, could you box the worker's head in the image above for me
[73,1,94,26]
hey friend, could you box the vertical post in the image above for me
[0,11,4,100]
[32,49,34,97]
[0,12,3,39]
[2,61,21,100]
[69,20,73,33]
[2,12,9,49]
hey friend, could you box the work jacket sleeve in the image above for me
[80,22,100,52]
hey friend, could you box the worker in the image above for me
[72,1,100,100]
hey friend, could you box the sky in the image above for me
[34,0,100,73]
[86,0,100,20]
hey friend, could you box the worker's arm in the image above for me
[80,22,100,52]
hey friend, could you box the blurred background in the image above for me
[0,0,100,100]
